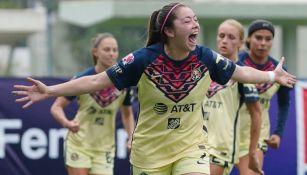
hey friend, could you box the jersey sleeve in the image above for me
[121,87,134,106]
[200,47,236,85]
[238,83,259,103]
[106,49,148,90]
[274,85,291,137]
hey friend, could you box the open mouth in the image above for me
[189,34,198,44]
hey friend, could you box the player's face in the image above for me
[217,23,242,60]
[248,29,273,59]
[171,6,200,51]
[93,37,118,68]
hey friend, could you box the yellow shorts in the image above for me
[131,150,210,175]
[210,155,231,168]
[64,142,114,175]
[209,155,234,175]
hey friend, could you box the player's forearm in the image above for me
[50,105,69,128]
[246,102,262,154]
[233,66,272,84]
[249,113,261,154]
[122,113,135,140]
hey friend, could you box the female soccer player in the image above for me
[237,19,292,175]
[51,33,135,175]
[203,19,263,175]
[13,3,295,175]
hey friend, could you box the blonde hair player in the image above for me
[203,19,263,175]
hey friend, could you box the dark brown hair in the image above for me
[245,19,275,49]
[145,3,185,47]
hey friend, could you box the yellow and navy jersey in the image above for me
[65,67,132,152]
[106,43,236,169]
[203,61,259,164]
[238,51,291,150]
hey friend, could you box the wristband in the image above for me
[268,71,275,82]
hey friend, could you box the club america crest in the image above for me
[191,68,202,81]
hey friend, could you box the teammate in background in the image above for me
[50,33,135,175]
[237,19,292,175]
[13,3,295,175]
[203,19,263,175]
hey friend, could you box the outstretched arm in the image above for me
[13,71,113,108]
[232,57,296,88]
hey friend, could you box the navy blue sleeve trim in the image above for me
[106,67,125,90]
[203,48,236,85]
[238,83,259,103]
[273,86,291,137]
[122,87,133,106]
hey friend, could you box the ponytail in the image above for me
[145,10,161,47]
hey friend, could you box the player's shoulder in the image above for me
[130,43,163,63]
[238,50,249,61]
[74,67,96,79]
[267,56,279,65]
[235,60,244,66]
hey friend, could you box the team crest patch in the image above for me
[191,68,202,81]
[122,53,134,65]
[71,153,79,161]
[144,55,208,103]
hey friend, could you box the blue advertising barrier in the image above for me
[0,78,298,175]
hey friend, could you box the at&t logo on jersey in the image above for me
[153,103,196,115]
[153,103,168,115]
[122,53,134,65]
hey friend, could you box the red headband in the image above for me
[160,3,181,34]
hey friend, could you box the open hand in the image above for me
[12,77,49,108]
[274,57,296,88]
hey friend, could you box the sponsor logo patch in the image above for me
[111,63,123,75]
[167,118,180,129]
[153,103,168,115]
[95,117,104,125]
